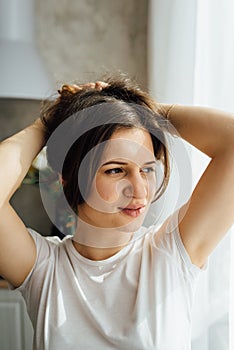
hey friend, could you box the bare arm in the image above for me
[0,119,46,287]
[161,104,234,267]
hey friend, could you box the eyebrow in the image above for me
[101,160,157,167]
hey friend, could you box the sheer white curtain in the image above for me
[148,1,234,349]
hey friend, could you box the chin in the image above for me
[115,216,145,233]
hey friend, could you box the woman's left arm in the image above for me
[161,104,234,267]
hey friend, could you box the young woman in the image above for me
[0,76,233,350]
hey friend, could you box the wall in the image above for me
[36,0,148,89]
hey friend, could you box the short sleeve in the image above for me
[152,210,207,280]
[166,210,207,274]
[10,229,61,292]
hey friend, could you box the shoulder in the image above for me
[27,228,65,253]
[150,210,204,276]
[12,230,71,291]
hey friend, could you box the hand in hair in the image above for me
[58,81,109,95]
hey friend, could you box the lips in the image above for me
[119,205,146,218]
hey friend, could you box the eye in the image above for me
[141,167,156,174]
[104,167,124,175]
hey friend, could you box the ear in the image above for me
[58,173,66,186]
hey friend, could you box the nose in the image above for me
[123,172,148,199]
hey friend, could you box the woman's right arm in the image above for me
[0,119,46,287]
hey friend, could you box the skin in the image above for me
[73,128,157,260]
[0,103,233,287]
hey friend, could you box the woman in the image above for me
[0,75,233,350]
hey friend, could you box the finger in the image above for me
[79,83,96,89]
[95,81,109,90]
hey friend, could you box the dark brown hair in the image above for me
[41,74,170,214]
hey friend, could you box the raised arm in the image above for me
[0,119,45,287]
[162,104,234,267]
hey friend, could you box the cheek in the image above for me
[94,178,120,202]
[147,175,157,198]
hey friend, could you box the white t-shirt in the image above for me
[16,211,202,350]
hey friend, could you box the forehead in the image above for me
[100,128,155,165]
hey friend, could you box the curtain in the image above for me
[148,1,234,349]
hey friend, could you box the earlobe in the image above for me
[58,174,66,186]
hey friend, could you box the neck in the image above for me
[72,218,133,261]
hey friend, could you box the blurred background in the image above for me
[0,0,234,349]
